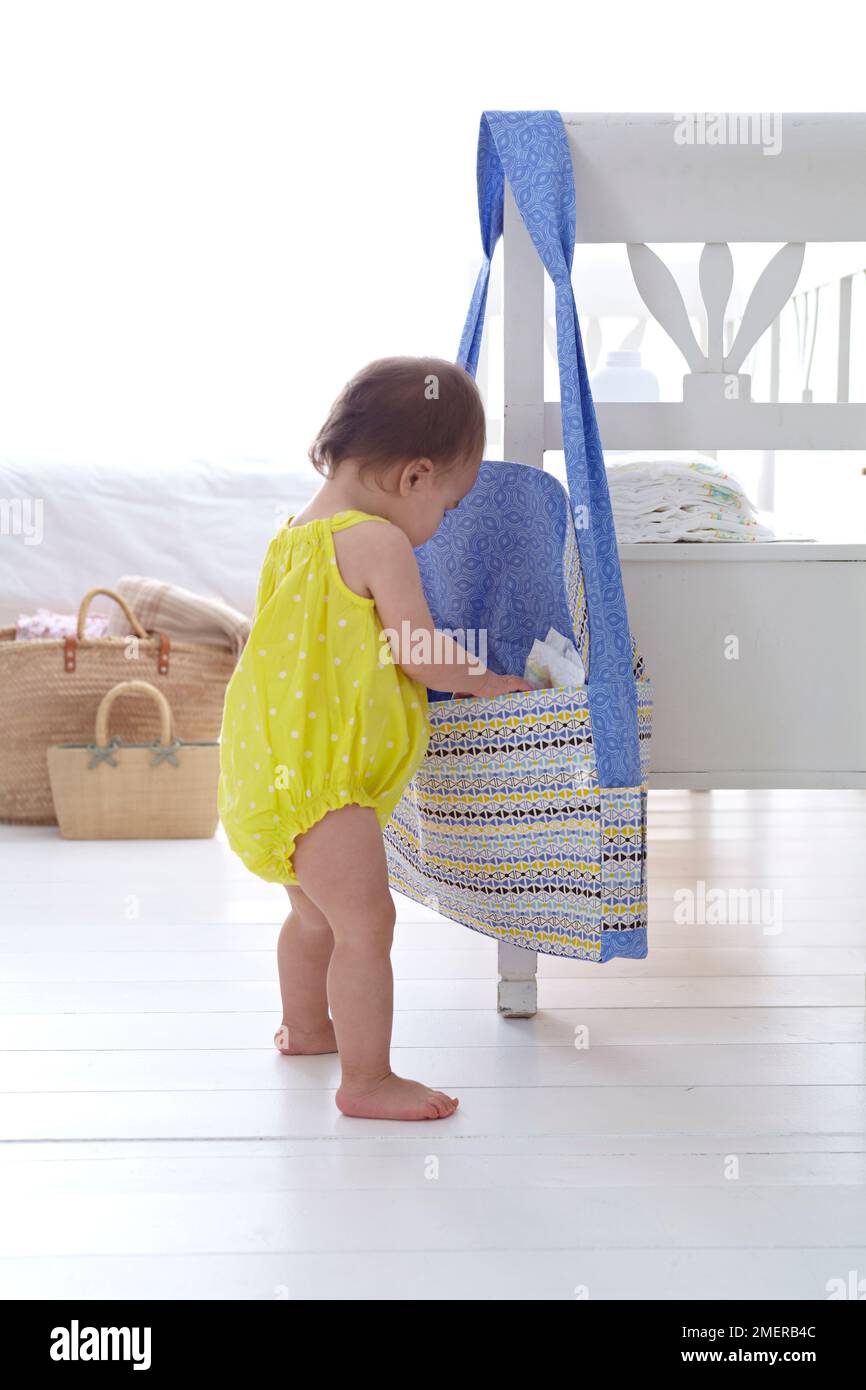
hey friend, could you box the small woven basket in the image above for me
[47,680,220,840]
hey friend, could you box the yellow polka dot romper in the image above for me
[218,510,431,884]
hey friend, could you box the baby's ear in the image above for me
[401,457,434,493]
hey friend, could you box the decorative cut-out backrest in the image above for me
[627,241,806,404]
[533,114,866,451]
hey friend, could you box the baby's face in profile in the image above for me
[399,451,482,548]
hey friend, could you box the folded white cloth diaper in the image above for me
[605,452,776,543]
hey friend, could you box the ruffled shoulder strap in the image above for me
[330,509,390,532]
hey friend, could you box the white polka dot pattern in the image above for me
[218,509,430,886]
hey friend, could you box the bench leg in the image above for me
[497,940,538,1017]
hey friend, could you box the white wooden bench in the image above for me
[492,112,866,1016]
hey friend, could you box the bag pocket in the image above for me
[422,684,597,784]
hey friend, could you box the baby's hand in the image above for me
[454,671,532,699]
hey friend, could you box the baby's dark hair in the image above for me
[309,356,486,480]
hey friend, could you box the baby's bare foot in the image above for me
[336,1071,459,1121]
[274,1020,338,1055]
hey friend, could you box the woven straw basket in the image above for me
[0,587,236,825]
[48,680,220,840]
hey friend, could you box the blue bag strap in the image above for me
[458,110,640,788]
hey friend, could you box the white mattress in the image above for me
[0,457,318,627]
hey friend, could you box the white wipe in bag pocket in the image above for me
[523,627,586,689]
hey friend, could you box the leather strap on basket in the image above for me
[62,587,171,676]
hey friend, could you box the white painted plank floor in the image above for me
[1,789,865,1301]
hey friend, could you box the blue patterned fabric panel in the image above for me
[416,459,578,693]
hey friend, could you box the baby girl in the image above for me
[219,357,528,1121]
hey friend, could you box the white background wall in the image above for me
[0,0,863,499]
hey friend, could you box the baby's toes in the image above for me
[430,1090,458,1117]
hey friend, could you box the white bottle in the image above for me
[590,350,660,402]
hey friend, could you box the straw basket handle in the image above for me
[94,680,174,748]
[77,588,149,641]
[64,588,170,675]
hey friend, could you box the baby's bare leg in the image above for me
[274,886,337,1055]
[291,804,459,1120]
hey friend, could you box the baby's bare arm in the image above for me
[358,523,528,696]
